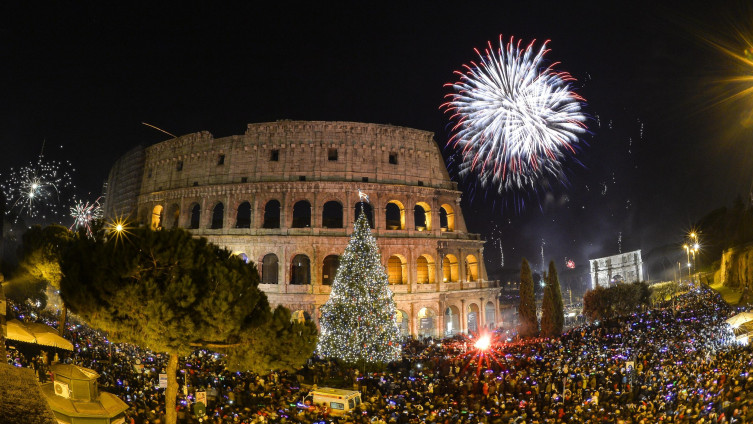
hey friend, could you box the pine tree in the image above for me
[517,258,538,338]
[59,227,317,424]
[541,261,564,337]
[317,210,402,364]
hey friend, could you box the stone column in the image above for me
[460,299,467,334]
[479,297,486,329]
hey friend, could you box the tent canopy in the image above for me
[3,320,73,351]
[726,311,753,329]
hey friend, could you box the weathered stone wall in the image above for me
[715,243,753,290]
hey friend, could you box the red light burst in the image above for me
[448,330,507,378]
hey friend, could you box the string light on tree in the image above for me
[317,196,402,364]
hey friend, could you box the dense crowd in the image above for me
[5,287,753,423]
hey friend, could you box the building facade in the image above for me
[104,121,501,338]
[589,250,644,289]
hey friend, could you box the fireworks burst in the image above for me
[442,35,588,199]
[69,197,103,237]
[1,149,76,224]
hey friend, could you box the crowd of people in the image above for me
[5,287,753,423]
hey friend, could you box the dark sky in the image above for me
[2,1,752,273]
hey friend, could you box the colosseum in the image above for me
[104,120,502,338]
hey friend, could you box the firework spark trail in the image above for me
[1,152,76,224]
[442,35,588,198]
[70,197,103,237]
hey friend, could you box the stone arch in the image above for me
[466,303,480,333]
[442,254,459,282]
[465,254,479,282]
[444,305,461,336]
[416,254,436,284]
[291,310,311,324]
[292,200,312,228]
[322,200,343,228]
[354,202,374,228]
[232,251,250,264]
[290,254,311,285]
[387,254,407,284]
[439,203,455,232]
[321,255,340,285]
[235,201,252,228]
[261,253,279,284]
[414,201,432,231]
[385,200,405,230]
[485,301,496,329]
[210,202,224,229]
[188,203,201,229]
[166,204,180,229]
[417,307,437,339]
[150,205,163,230]
[396,310,410,336]
[262,199,281,229]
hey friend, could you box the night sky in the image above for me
[2,1,752,276]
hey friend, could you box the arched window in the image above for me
[385,201,404,230]
[151,205,163,230]
[290,254,311,285]
[292,200,311,228]
[467,303,480,333]
[485,301,496,329]
[465,255,479,282]
[387,255,406,284]
[416,254,435,284]
[322,255,340,285]
[417,308,437,338]
[167,204,180,229]
[444,306,461,336]
[414,202,432,231]
[354,202,374,228]
[263,200,281,229]
[322,201,343,228]
[261,254,279,284]
[440,204,455,231]
[443,254,459,283]
[236,201,251,228]
[188,204,201,229]
[210,202,224,229]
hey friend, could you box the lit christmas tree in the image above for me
[317,207,402,364]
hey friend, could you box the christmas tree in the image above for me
[317,209,402,364]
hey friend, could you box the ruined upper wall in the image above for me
[141,121,455,193]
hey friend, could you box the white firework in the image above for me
[70,197,103,237]
[1,152,76,224]
[443,35,588,194]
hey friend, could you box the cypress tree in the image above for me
[541,260,564,337]
[517,258,538,338]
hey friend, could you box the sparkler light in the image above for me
[69,197,103,237]
[442,35,588,197]
[1,150,76,224]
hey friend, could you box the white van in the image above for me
[302,387,363,416]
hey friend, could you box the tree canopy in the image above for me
[540,261,564,337]
[59,227,316,424]
[517,258,538,338]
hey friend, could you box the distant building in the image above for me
[589,250,643,289]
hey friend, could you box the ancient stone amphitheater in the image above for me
[104,121,501,338]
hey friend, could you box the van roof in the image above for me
[311,387,360,397]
